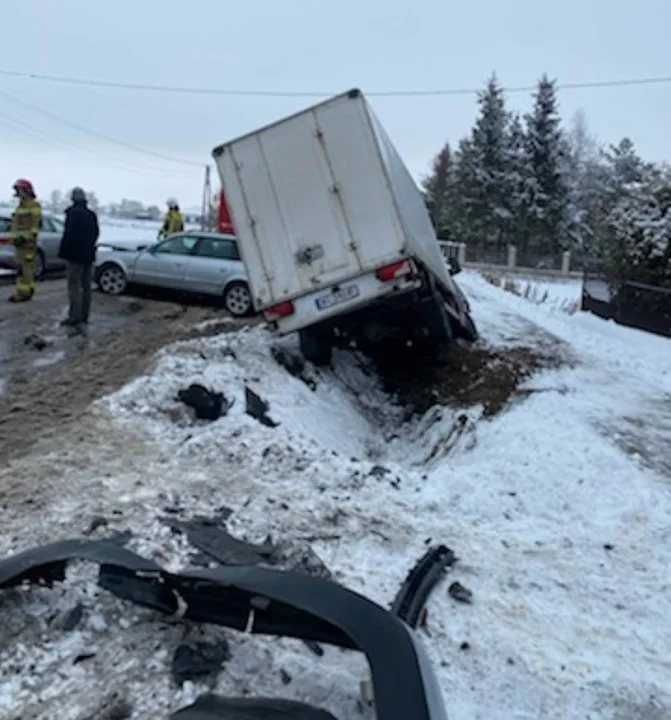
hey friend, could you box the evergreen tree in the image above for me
[452,136,482,247]
[602,164,671,312]
[525,75,568,254]
[465,74,512,251]
[605,137,646,188]
[562,111,610,255]
[422,142,456,239]
[504,112,533,249]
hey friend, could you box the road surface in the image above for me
[0,277,252,461]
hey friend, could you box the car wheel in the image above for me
[223,281,253,317]
[33,250,46,281]
[97,264,128,295]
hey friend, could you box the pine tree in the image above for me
[504,112,533,249]
[603,164,671,311]
[525,75,568,256]
[466,74,512,252]
[452,136,482,247]
[422,142,456,239]
[562,111,611,256]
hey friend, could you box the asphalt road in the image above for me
[0,277,250,461]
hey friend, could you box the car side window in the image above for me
[196,237,241,261]
[154,235,198,255]
[41,217,55,232]
[0,218,11,233]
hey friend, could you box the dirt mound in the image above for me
[374,342,563,418]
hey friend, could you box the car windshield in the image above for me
[49,217,65,233]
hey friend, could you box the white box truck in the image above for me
[212,88,477,364]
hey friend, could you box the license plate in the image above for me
[315,284,360,310]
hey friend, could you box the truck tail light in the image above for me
[266,301,295,321]
[376,259,416,282]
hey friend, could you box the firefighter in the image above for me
[158,198,185,239]
[9,179,43,303]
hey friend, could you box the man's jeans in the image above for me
[66,262,93,324]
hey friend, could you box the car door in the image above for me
[0,216,14,266]
[130,233,198,289]
[184,236,242,296]
[40,216,66,268]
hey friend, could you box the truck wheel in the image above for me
[422,293,453,344]
[299,329,333,366]
[459,312,478,342]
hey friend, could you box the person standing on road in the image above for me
[158,198,185,238]
[58,187,100,330]
[8,179,42,303]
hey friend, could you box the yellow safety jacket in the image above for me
[11,198,42,247]
[160,209,185,238]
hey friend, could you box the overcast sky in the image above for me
[1,0,669,208]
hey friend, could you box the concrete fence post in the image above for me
[458,243,467,266]
[507,244,517,270]
[561,251,571,276]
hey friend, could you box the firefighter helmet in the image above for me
[13,178,35,195]
[166,197,179,209]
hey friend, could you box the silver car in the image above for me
[0,212,66,279]
[95,231,254,317]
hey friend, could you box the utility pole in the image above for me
[201,164,212,231]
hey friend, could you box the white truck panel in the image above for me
[213,91,419,310]
[366,107,452,288]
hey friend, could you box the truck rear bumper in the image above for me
[267,268,422,335]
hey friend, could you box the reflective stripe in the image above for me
[10,200,42,240]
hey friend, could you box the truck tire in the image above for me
[422,293,453,344]
[299,328,333,366]
[459,312,478,342]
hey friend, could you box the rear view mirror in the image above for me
[448,258,462,276]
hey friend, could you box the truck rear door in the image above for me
[215,94,405,309]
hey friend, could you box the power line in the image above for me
[0,89,203,168]
[0,110,192,179]
[2,67,671,97]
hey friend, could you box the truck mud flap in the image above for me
[390,545,456,628]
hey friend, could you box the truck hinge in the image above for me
[315,127,325,141]
[331,183,341,194]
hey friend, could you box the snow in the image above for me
[1,271,670,718]
[481,272,582,314]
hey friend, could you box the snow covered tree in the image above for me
[562,111,611,255]
[525,75,568,255]
[48,190,64,213]
[422,142,457,239]
[504,112,533,248]
[455,74,513,252]
[605,137,647,188]
[602,164,671,291]
[87,191,100,212]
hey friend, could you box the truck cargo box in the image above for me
[212,89,451,314]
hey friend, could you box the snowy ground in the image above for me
[479,272,583,314]
[1,272,670,719]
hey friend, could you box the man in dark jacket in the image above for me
[58,187,100,329]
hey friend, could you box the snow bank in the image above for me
[1,273,670,719]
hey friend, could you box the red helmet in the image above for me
[13,178,35,194]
